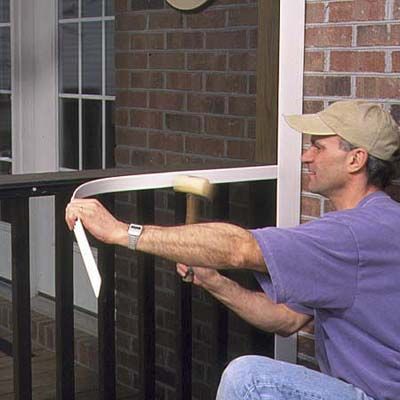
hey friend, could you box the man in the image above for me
[66,100,400,400]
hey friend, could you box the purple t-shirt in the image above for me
[252,191,400,400]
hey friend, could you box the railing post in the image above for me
[174,192,192,400]
[55,192,75,400]
[248,180,276,357]
[10,197,32,400]
[211,184,230,389]
[98,193,116,400]
[136,190,155,399]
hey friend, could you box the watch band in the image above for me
[127,223,143,250]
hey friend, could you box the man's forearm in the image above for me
[201,273,311,336]
[135,223,266,273]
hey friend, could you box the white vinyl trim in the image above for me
[274,0,306,363]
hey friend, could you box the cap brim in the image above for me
[284,114,336,135]
[166,0,209,10]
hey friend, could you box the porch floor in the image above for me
[0,333,136,400]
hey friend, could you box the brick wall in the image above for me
[299,0,400,369]
[114,1,262,399]
[113,0,400,395]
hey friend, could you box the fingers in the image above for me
[65,198,102,231]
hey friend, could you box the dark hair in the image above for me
[339,138,400,189]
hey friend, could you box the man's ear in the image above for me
[347,148,368,173]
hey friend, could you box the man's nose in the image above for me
[301,147,314,163]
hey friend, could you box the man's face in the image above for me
[301,135,350,197]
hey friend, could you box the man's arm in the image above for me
[177,264,312,336]
[65,198,266,272]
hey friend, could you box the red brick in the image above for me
[187,93,225,114]
[395,0,400,19]
[330,51,385,72]
[357,77,400,99]
[204,116,245,137]
[303,76,351,97]
[131,71,163,89]
[130,33,164,50]
[228,6,258,26]
[249,29,257,48]
[188,53,227,71]
[149,12,183,30]
[304,51,325,72]
[115,53,147,69]
[306,26,352,47]
[166,72,202,91]
[130,149,165,166]
[186,9,226,29]
[116,128,147,147]
[131,0,164,10]
[165,113,201,133]
[206,73,247,93]
[301,196,322,217]
[115,146,130,165]
[226,140,255,160]
[116,109,129,126]
[229,52,256,71]
[166,153,204,165]
[303,100,324,114]
[185,136,225,157]
[149,91,185,111]
[115,32,130,51]
[116,70,130,88]
[393,52,400,72]
[206,30,247,49]
[229,96,256,116]
[115,0,128,12]
[306,2,325,24]
[149,132,183,152]
[247,119,256,138]
[130,109,163,129]
[329,0,385,22]
[357,25,400,46]
[167,32,204,49]
[249,75,256,94]
[116,14,146,31]
[149,52,185,69]
[117,91,147,107]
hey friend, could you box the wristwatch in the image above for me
[127,224,143,250]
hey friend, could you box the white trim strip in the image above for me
[71,165,277,297]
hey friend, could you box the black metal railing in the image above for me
[0,165,276,400]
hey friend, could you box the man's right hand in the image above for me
[176,263,221,289]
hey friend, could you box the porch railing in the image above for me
[0,164,277,400]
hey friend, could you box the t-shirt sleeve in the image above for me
[254,271,314,316]
[251,217,359,309]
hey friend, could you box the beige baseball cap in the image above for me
[166,0,209,10]
[285,100,400,160]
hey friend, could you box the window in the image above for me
[0,0,11,175]
[58,0,115,170]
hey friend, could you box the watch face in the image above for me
[166,0,210,11]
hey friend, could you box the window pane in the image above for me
[0,94,11,158]
[106,21,115,96]
[82,22,102,95]
[82,100,102,169]
[0,27,10,90]
[82,0,102,17]
[59,98,79,169]
[0,0,10,23]
[59,0,78,19]
[0,161,11,174]
[106,101,115,168]
[105,0,114,16]
[59,23,79,93]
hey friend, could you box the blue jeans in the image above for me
[216,356,375,400]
